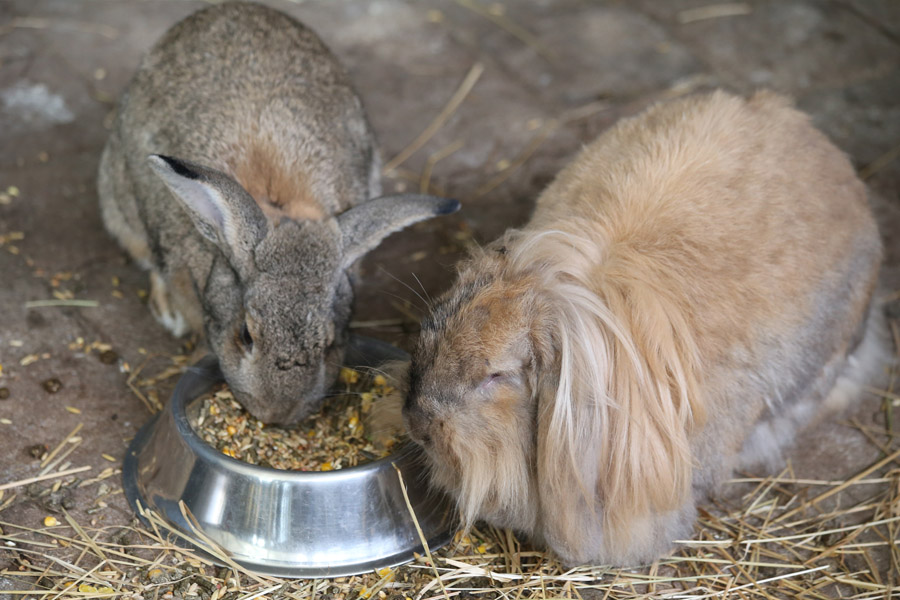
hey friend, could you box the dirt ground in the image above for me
[1,0,899,596]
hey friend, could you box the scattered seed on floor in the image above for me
[43,515,59,527]
[42,377,63,393]
[20,354,40,366]
[65,406,81,414]
[98,350,118,365]
[28,444,48,459]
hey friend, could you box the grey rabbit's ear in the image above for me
[337,194,460,268]
[148,155,267,274]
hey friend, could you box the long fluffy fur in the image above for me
[403,89,885,566]
[507,227,705,548]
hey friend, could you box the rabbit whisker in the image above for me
[410,272,433,306]
[377,266,432,313]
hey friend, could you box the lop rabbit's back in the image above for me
[529,89,881,489]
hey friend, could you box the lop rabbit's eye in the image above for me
[478,372,504,390]
[239,321,254,350]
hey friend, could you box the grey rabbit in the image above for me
[98,2,458,424]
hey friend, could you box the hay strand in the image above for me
[0,465,91,492]
[383,63,484,173]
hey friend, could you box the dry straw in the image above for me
[1,403,898,599]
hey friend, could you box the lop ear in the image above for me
[337,194,460,268]
[535,283,700,565]
[148,155,267,274]
[535,370,607,565]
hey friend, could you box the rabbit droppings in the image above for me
[400,90,888,566]
[98,3,458,425]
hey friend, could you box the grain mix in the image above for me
[191,367,400,471]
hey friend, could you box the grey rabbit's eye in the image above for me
[239,321,253,350]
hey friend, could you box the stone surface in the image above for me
[0,0,898,586]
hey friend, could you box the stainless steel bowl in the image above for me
[122,336,454,578]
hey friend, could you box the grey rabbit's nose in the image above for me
[276,352,309,370]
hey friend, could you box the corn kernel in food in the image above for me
[339,367,360,384]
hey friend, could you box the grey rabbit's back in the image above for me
[99,2,378,341]
[103,2,378,246]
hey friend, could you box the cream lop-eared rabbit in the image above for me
[401,90,886,565]
[98,2,457,424]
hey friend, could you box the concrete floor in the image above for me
[1,0,899,588]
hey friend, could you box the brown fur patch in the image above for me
[230,140,325,222]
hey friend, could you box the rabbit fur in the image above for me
[400,90,888,566]
[98,2,458,425]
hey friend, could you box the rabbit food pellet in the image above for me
[191,368,399,471]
